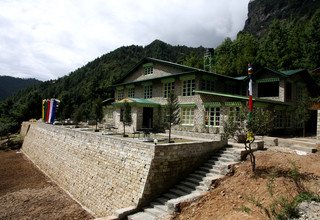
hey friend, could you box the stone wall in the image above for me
[21,122,226,217]
[20,121,34,137]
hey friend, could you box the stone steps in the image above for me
[127,146,241,220]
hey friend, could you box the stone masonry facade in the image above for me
[21,122,226,217]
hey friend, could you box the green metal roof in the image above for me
[112,98,160,107]
[280,69,305,76]
[195,90,291,106]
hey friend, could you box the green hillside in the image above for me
[1,4,320,136]
[0,76,41,100]
[0,40,205,135]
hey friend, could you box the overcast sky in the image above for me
[0,0,250,81]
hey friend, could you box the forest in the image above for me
[0,8,319,136]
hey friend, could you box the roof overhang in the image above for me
[112,98,160,108]
[195,90,291,106]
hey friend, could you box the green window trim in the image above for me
[143,63,153,68]
[141,81,153,86]
[225,102,242,107]
[179,74,195,81]
[161,78,175,83]
[178,103,197,108]
[203,102,221,108]
[126,84,135,89]
[116,86,124,90]
[256,78,280,83]
[202,75,216,81]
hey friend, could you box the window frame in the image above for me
[144,85,153,99]
[182,79,195,96]
[205,107,221,127]
[128,87,135,98]
[181,107,194,126]
[163,82,175,98]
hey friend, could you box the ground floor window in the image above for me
[181,107,194,125]
[274,111,293,128]
[205,107,220,127]
[161,107,170,124]
[229,107,240,124]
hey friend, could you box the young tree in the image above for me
[92,98,103,131]
[224,106,275,172]
[122,101,132,137]
[293,94,311,137]
[165,92,180,143]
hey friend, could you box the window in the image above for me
[144,85,152,98]
[128,88,135,98]
[258,82,279,97]
[229,107,240,124]
[117,90,124,100]
[296,86,303,101]
[181,107,194,125]
[274,111,284,128]
[205,107,220,127]
[201,80,215,92]
[144,66,153,75]
[285,113,292,128]
[182,79,195,96]
[285,82,292,101]
[163,82,175,98]
[161,107,170,124]
[105,108,113,119]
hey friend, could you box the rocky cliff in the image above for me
[244,0,320,37]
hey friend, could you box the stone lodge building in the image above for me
[105,57,319,137]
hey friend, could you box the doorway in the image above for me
[142,107,153,128]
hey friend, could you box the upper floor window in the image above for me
[182,79,195,96]
[143,63,154,75]
[296,86,304,101]
[258,82,279,97]
[144,85,152,98]
[163,82,175,98]
[201,80,215,92]
[128,87,135,98]
[117,89,124,100]
[285,82,292,101]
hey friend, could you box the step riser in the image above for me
[128,147,241,220]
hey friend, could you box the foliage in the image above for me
[1,8,320,136]
[0,76,41,101]
[292,93,311,137]
[247,108,275,136]
[165,92,180,142]
[92,98,103,131]
[0,40,204,135]
[223,106,274,141]
[122,101,132,137]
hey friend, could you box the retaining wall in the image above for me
[21,122,226,217]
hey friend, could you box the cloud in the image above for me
[0,0,249,80]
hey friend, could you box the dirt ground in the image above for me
[173,148,320,220]
[0,150,94,220]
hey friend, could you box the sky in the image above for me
[0,0,250,81]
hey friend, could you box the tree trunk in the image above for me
[303,121,306,137]
[123,122,126,137]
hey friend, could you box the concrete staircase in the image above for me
[127,146,241,220]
